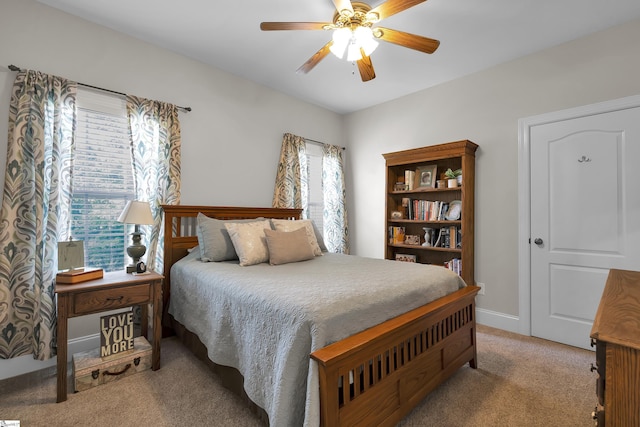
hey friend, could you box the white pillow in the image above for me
[271,219,323,256]
[224,220,272,266]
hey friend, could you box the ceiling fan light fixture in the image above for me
[365,11,380,23]
[354,26,378,57]
[329,27,351,59]
[346,41,362,61]
[333,26,379,62]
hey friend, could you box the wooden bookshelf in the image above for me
[383,140,478,286]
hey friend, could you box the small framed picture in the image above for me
[404,235,420,245]
[391,210,404,219]
[415,165,437,189]
[395,253,416,262]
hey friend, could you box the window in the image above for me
[70,88,135,272]
[306,143,324,232]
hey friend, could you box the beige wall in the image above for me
[344,18,640,321]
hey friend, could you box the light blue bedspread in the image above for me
[169,250,466,426]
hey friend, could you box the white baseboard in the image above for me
[476,307,521,334]
[0,333,100,381]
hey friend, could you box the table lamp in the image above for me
[118,200,154,273]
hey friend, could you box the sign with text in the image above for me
[100,312,134,358]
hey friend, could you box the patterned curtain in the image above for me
[0,70,77,360]
[126,96,181,274]
[322,144,349,253]
[272,133,308,217]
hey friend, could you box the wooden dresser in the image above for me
[590,269,640,426]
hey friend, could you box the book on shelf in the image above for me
[438,202,449,221]
[404,199,455,221]
[404,170,415,191]
[439,227,448,248]
[448,225,458,248]
[444,258,462,276]
[409,199,439,221]
[389,226,406,245]
[432,226,460,248]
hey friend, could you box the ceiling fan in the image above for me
[260,0,440,82]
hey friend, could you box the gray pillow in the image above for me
[310,220,328,252]
[196,213,264,262]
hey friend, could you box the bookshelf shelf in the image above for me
[391,186,463,195]
[388,219,462,225]
[390,243,462,253]
[383,140,477,285]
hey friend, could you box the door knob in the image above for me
[534,238,543,245]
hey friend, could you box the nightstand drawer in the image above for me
[73,284,151,315]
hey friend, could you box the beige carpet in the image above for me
[0,325,596,426]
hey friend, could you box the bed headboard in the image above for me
[160,205,303,330]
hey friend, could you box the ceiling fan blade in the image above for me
[297,41,333,74]
[332,0,354,15]
[376,27,440,54]
[356,50,376,82]
[370,0,427,20]
[260,22,330,31]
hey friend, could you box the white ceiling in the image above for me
[38,0,640,114]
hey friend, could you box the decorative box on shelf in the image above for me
[72,336,152,392]
[56,267,104,284]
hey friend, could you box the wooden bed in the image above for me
[161,205,479,427]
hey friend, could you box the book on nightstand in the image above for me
[56,267,104,284]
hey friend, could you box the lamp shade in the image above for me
[330,27,351,59]
[330,26,379,61]
[117,201,154,225]
[355,26,378,57]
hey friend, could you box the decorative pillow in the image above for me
[271,219,323,256]
[224,220,272,266]
[310,220,328,252]
[196,213,262,262]
[264,228,315,265]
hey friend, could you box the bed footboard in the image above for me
[311,285,479,427]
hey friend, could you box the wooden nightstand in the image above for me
[55,270,163,402]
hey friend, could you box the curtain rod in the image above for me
[305,137,346,151]
[8,64,192,113]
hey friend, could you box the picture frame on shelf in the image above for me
[415,165,437,189]
[404,235,420,245]
[445,200,462,220]
[391,210,404,219]
[395,253,416,262]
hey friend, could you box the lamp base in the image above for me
[126,230,147,274]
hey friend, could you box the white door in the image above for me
[529,106,640,350]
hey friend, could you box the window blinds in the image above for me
[71,88,134,272]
